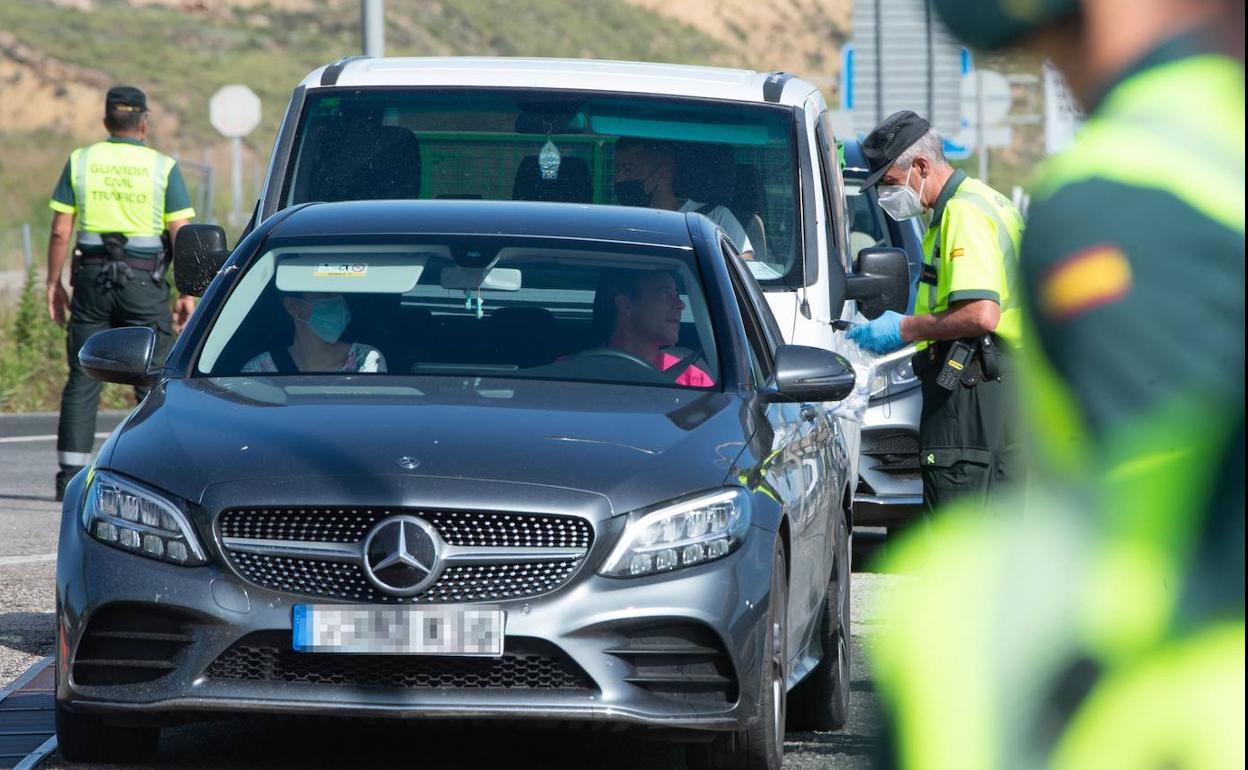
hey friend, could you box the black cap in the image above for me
[105,85,147,113]
[859,110,930,190]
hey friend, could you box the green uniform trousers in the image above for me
[56,261,173,470]
[917,349,1020,512]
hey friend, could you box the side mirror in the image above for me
[174,224,230,296]
[845,246,909,320]
[78,327,157,385]
[768,345,856,403]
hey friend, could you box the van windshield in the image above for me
[284,89,801,287]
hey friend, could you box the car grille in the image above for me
[217,507,593,603]
[73,604,196,686]
[863,432,921,475]
[206,632,595,690]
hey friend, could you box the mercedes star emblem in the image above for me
[361,516,442,596]
[396,456,421,470]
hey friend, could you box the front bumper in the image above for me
[56,497,774,734]
[854,385,923,527]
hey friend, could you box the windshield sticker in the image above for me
[314,262,369,278]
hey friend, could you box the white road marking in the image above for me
[0,432,108,444]
[0,553,57,566]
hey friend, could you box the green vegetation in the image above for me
[0,0,727,234]
[0,269,133,412]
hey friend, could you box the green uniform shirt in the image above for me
[49,137,195,255]
[915,170,1024,349]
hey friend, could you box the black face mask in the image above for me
[613,179,651,208]
[614,166,660,208]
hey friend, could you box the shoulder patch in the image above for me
[1039,244,1133,321]
[950,247,965,258]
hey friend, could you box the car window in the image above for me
[844,182,888,259]
[284,89,801,289]
[722,240,775,382]
[815,113,852,272]
[195,237,720,390]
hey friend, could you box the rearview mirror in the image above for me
[174,224,230,296]
[845,246,909,320]
[768,345,856,403]
[78,327,157,385]
[440,266,522,292]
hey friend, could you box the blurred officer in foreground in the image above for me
[46,86,197,501]
[848,111,1024,512]
[869,0,1245,768]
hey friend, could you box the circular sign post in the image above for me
[209,85,262,225]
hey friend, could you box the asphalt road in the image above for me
[0,411,897,770]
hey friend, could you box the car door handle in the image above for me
[800,405,819,422]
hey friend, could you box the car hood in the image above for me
[105,376,750,518]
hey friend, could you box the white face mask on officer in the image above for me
[877,165,926,221]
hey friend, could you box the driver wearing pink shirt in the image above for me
[595,269,714,387]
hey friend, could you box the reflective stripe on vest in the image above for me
[68,140,175,238]
[76,232,164,248]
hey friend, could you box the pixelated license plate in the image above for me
[292,605,504,656]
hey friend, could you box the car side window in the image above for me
[815,113,852,272]
[722,239,775,383]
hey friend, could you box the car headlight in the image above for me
[600,489,750,578]
[869,356,918,399]
[81,470,208,566]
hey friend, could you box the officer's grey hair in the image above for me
[894,128,948,170]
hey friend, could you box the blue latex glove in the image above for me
[846,310,905,353]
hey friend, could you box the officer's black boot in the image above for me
[55,465,85,503]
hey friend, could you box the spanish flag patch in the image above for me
[1039,244,1133,321]
[949,247,965,259]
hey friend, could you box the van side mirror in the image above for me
[174,224,230,296]
[767,345,856,403]
[78,327,157,385]
[846,246,909,320]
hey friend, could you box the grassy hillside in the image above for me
[0,0,729,241]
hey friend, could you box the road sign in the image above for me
[953,69,1013,150]
[849,0,964,137]
[1043,61,1083,154]
[209,84,261,139]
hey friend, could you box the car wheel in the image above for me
[787,512,851,731]
[687,537,788,770]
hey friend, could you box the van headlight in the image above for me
[869,357,918,399]
[600,489,749,578]
[81,470,208,566]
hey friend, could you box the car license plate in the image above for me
[292,604,504,656]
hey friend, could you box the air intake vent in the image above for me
[73,605,196,686]
[206,632,595,691]
[606,623,737,707]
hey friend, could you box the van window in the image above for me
[283,89,802,289]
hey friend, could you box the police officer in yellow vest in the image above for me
[46,86,197,500]
[868,0,1244,767]
[848,111,1024,511]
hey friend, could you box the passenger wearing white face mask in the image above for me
[849,110,1024,512]
[243,292,387,374]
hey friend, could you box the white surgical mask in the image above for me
[877,166,926,221]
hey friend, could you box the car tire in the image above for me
[787,512,851,731]
[687,537,788,770]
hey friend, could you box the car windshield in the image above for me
[195,236,720,390]
[283,88,800,286]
